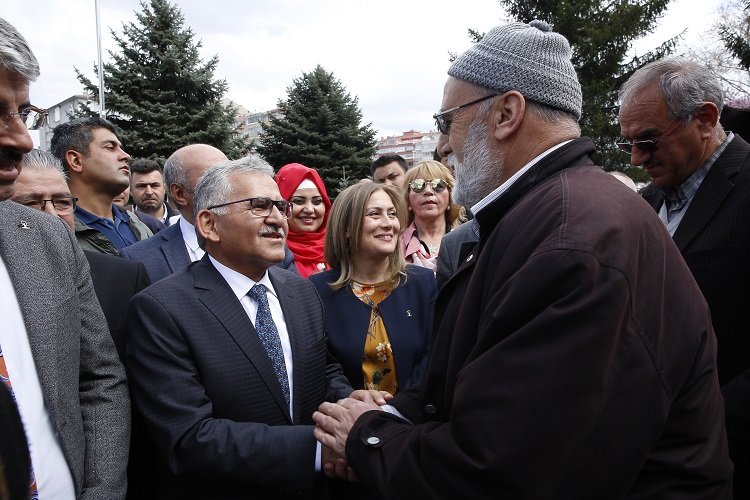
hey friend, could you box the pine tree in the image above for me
[256,66,376,196]
[477,0,678,172]
[720,0,750,71]
[76,0,247,162]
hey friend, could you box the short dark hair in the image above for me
[130,158,162,175]
[50,117,118,173]
[371,154,407,176]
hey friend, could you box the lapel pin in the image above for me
[17,220,31,230]
[466,254,474,262]
[406,310,412,317]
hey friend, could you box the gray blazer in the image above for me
[0,201,130,499]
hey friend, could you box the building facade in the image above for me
[375,129,440,166]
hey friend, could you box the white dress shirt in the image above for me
[179,217,205,262]
[0,256,74,499]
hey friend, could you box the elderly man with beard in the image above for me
[313,21,732,499]
[126,155,356,499]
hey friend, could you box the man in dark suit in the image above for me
[0,18,129,498]
[121,144,296,282]
[619,57,750,498]
[127,155,353,498]
[314,21,732,498]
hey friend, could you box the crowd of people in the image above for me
[0,14,748,500]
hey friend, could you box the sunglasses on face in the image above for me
[615,120,683,154]
[409,178,447,193]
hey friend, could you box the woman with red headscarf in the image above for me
[274,163,331,278]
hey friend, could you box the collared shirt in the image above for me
[656,132,734,233]
[75,204,139,250]
[179,217,204,262]
[471,140,573,218]
[0,256,74,499]
[207,256,294,415]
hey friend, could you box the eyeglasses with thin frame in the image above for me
[21,196,78,214]
[207,196,293,219]
[433,94,498,135]
[1,105,48,130]
[615,120,683,154]
[409,178,448,194]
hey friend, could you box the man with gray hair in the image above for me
[619,57,750,498]
[0,18,129,499]
[126,155,354,498]
[314,21,732,498]
[121,144,296,282]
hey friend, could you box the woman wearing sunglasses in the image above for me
[274,163,331,278]
[400,160,464,271]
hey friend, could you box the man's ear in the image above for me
[170,183,188,206]
[65,150,84,174]
[196,210,220,244]
[693,102,720,138]
[490,91,526,142]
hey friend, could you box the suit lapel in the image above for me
[160,224,191,273]
[673,138,745,251]
[194,259,292,422]
[268,268,303,424]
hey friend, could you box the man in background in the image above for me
[371,154,408,189]
[51,117,152,254]
[619,57,750,498]
[130,158,177,225]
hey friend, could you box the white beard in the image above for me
[449,117,504,209]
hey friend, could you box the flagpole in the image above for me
[95,0,106,117]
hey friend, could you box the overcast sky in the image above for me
[3,0,726,142]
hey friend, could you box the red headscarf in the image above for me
[275,163,331,278]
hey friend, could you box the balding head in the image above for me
[164,144,227,223]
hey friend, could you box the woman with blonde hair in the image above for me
[400,160,463,271]
[310,181,436,395]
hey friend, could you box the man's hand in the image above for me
[313,398,380,456]
[348,389,394,406]
[321,445,358,482]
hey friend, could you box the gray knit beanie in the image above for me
[448,20,582,120]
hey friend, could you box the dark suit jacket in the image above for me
[310,266,436,392]
[121,221,299,283]
[0,201,130,498]
[642,134,750,495]
[435,222,478,289]
[84,250,150,360]
[346,139,731,499]
[126,257,352,499]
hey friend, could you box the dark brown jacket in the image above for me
[347,138,732,499]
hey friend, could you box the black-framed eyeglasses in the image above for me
[433,94,498,135]
[207,196,293,219]
[409,178,448,194]
[21,196,78,214]
[1,105,48,130]
[615,120,682,154]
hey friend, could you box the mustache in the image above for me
[259,225,285,238]
[0,148,24,166]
